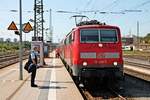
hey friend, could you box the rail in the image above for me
[109,88,126,100]
[81,87,126,100]
[124,61,150,70]
[0,52,29,69]
[124,58,150,82]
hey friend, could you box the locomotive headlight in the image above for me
[113,62,118,66]
[83,62,87,66]
[98,43,103,47]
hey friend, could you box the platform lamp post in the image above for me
[19,0,23,80]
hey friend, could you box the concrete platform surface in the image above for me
[0,58,83,100]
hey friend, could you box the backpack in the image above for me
[24,51,37,73]
[24,61,31,73]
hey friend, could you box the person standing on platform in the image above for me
[28,46,39,87]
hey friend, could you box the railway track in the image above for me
[76,74,150,100]
[79,59,150,100]
[109,88,126,100]
[124,57,150,69]
[81,86,126,100]
[124,61,150,70]
[123,57,150,82]
[69,58,149,99]
[63,56,150,100]
[0,52,29,69]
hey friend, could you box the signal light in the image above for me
[14,31,20,35]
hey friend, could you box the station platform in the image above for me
[0,57,83,100]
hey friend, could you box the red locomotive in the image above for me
[59,20,124,87]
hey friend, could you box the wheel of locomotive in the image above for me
[82,78,91,88]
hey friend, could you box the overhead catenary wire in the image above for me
[100,0,150,21]
[83,0,94,10]
[93,0,121,19]
[56,0,149,24]
[94,0,150,21]
[75,0,94,16]
[96,0,121,20]
[133,0,150,9]
[100,0,121,11]
[115,0,150,37]
[121,0,150,13]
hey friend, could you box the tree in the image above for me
[144,33,150,44]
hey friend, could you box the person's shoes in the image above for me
[31,84,38,87]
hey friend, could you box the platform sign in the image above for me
[23,22,33,33]
[8,21,18,30]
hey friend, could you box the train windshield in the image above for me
[100,30,117,42]
[80,29,118,43]
[80,29,99,43]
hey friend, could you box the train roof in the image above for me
[65,20,120,39]
[71,25,120,32]
[72,20,120,31]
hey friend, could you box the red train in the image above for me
[58,20,124,86]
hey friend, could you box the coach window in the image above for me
[66,36,70,45]
[64,39,67,45]
[66,37,68,45]
[69,34,72,44]
[71,32,75,41]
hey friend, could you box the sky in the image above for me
[0,0,150,42]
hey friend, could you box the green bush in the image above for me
[0,42,19,53]
[0,41,31,53]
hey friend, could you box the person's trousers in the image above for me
[31,66,37,85]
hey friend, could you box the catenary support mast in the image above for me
[34,0,44,41]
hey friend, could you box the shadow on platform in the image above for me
[39,65,63,68]
[34,80,73,83]
[38,86,67,89]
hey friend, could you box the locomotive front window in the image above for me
[80,29,99,43]
[100,30,117,42]
[80,29,118,43]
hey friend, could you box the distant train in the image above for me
[122,45,134,51]
[58,20,124,87]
